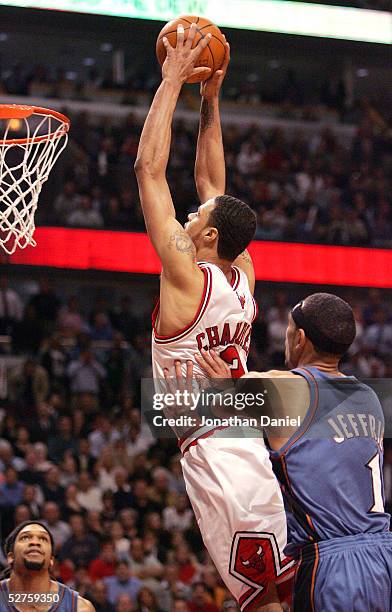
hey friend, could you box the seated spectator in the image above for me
[41,466,65,506]
[41,500,71,550]
[48,415,78,463]
[89,539,117,581]
[159,564,191,612]
[88,416,120,459]
[8,358,49,409]
[187,582,219,612]
[110,520,131,559]
[57,296,89,337]
[66,192,104,228]
[60,514,100,567]
[136,586,165,612]
[59,451,79,488]
[68,349,106,398]
[21,483,42,519]
[28,403,57,444]
[19,446,42,485]
[103,560,142,606]
[62,483,86,521]
[113,467,134,513]
[0,275,23,336]
[128,537,163,583]
[0,467,25,508]
[14,503,32,526]
[163,493,193,533]
[116,593,135,612]
[0,439,25,472]
[101,490,117,523]
[76,471,103,513]
[86,510,105,540]
[89,579,116,612]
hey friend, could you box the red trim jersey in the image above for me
[152,262,257,380]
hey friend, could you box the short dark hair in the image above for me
[298,293,356,356]
[4,521,54,556]
[208,195,256,261]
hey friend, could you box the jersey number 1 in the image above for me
[366,453,384,513]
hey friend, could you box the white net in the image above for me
[0,106,69,255]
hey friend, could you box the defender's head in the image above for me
[285,293,356,369]
[185,195,256,262]
[4,521,54,576]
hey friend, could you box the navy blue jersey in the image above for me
[270,366,390,557]
[0,580,79,610]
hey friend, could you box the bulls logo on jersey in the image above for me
[230,532,296,611]
[237,293,246,309]
[240,543,266,574]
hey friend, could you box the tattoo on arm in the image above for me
[167,230,196,256]
[240,250,252,265]
[200,99,214,133]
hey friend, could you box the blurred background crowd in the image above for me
[0,274,391,611]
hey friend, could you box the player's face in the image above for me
[9,524,53,573]
[184,199,216,244]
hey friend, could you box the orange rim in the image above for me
[0,105,70,145]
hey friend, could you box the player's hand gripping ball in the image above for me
[156,15,226,83]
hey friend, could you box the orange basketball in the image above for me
[156,15,226,84]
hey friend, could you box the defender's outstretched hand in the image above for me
[194,349,232,380]
[200,40,230,100]
[162,23,212,85]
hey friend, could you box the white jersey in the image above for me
[152,262,257,381]
[151,261,293,609]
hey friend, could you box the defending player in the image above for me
[135,23,294,611]
[196,293,392,611]
[0,521,95,611]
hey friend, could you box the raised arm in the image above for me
[194,44,255,293]
[134,24,211,287]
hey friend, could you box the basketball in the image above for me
[156,15,226,83]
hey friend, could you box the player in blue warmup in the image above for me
[0,521,95,611]
[195,292,392,612]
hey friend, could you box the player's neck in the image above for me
[196,249,233,280]
[9,571,53,595]
[298,354,341,375]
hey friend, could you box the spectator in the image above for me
[67,193,104,228]
[103,560,142,606]
[163,494,193,533]
[0,275,23,336]
[113,467,134,513]
[76,471,103,513]
[187,582,219,612]
[62,483,86,521]
[0,467,25,508]
[60,514,100,567]
[48,415,78,463]
[28,278,61,324]
[89,579,116,612]
[41,466,65,505]
[89,540,117,581]
[88,416,120,459]
[9,358,49,408]
[0,439,25,471]
[136,586,164,612]
[41,501,71,549]
[58,296,88,337]
[68,349,106,398]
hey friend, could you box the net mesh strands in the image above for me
[0,105,70,255]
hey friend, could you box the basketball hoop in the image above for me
[0,104,70,255]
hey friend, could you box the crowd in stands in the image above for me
[0,275,391,610]
[36,102,391,249]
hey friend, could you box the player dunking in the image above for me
[0,522,95,611]
[135,24,294,611]
[196,293,392,611]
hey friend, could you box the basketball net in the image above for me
[0,105,70,255]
